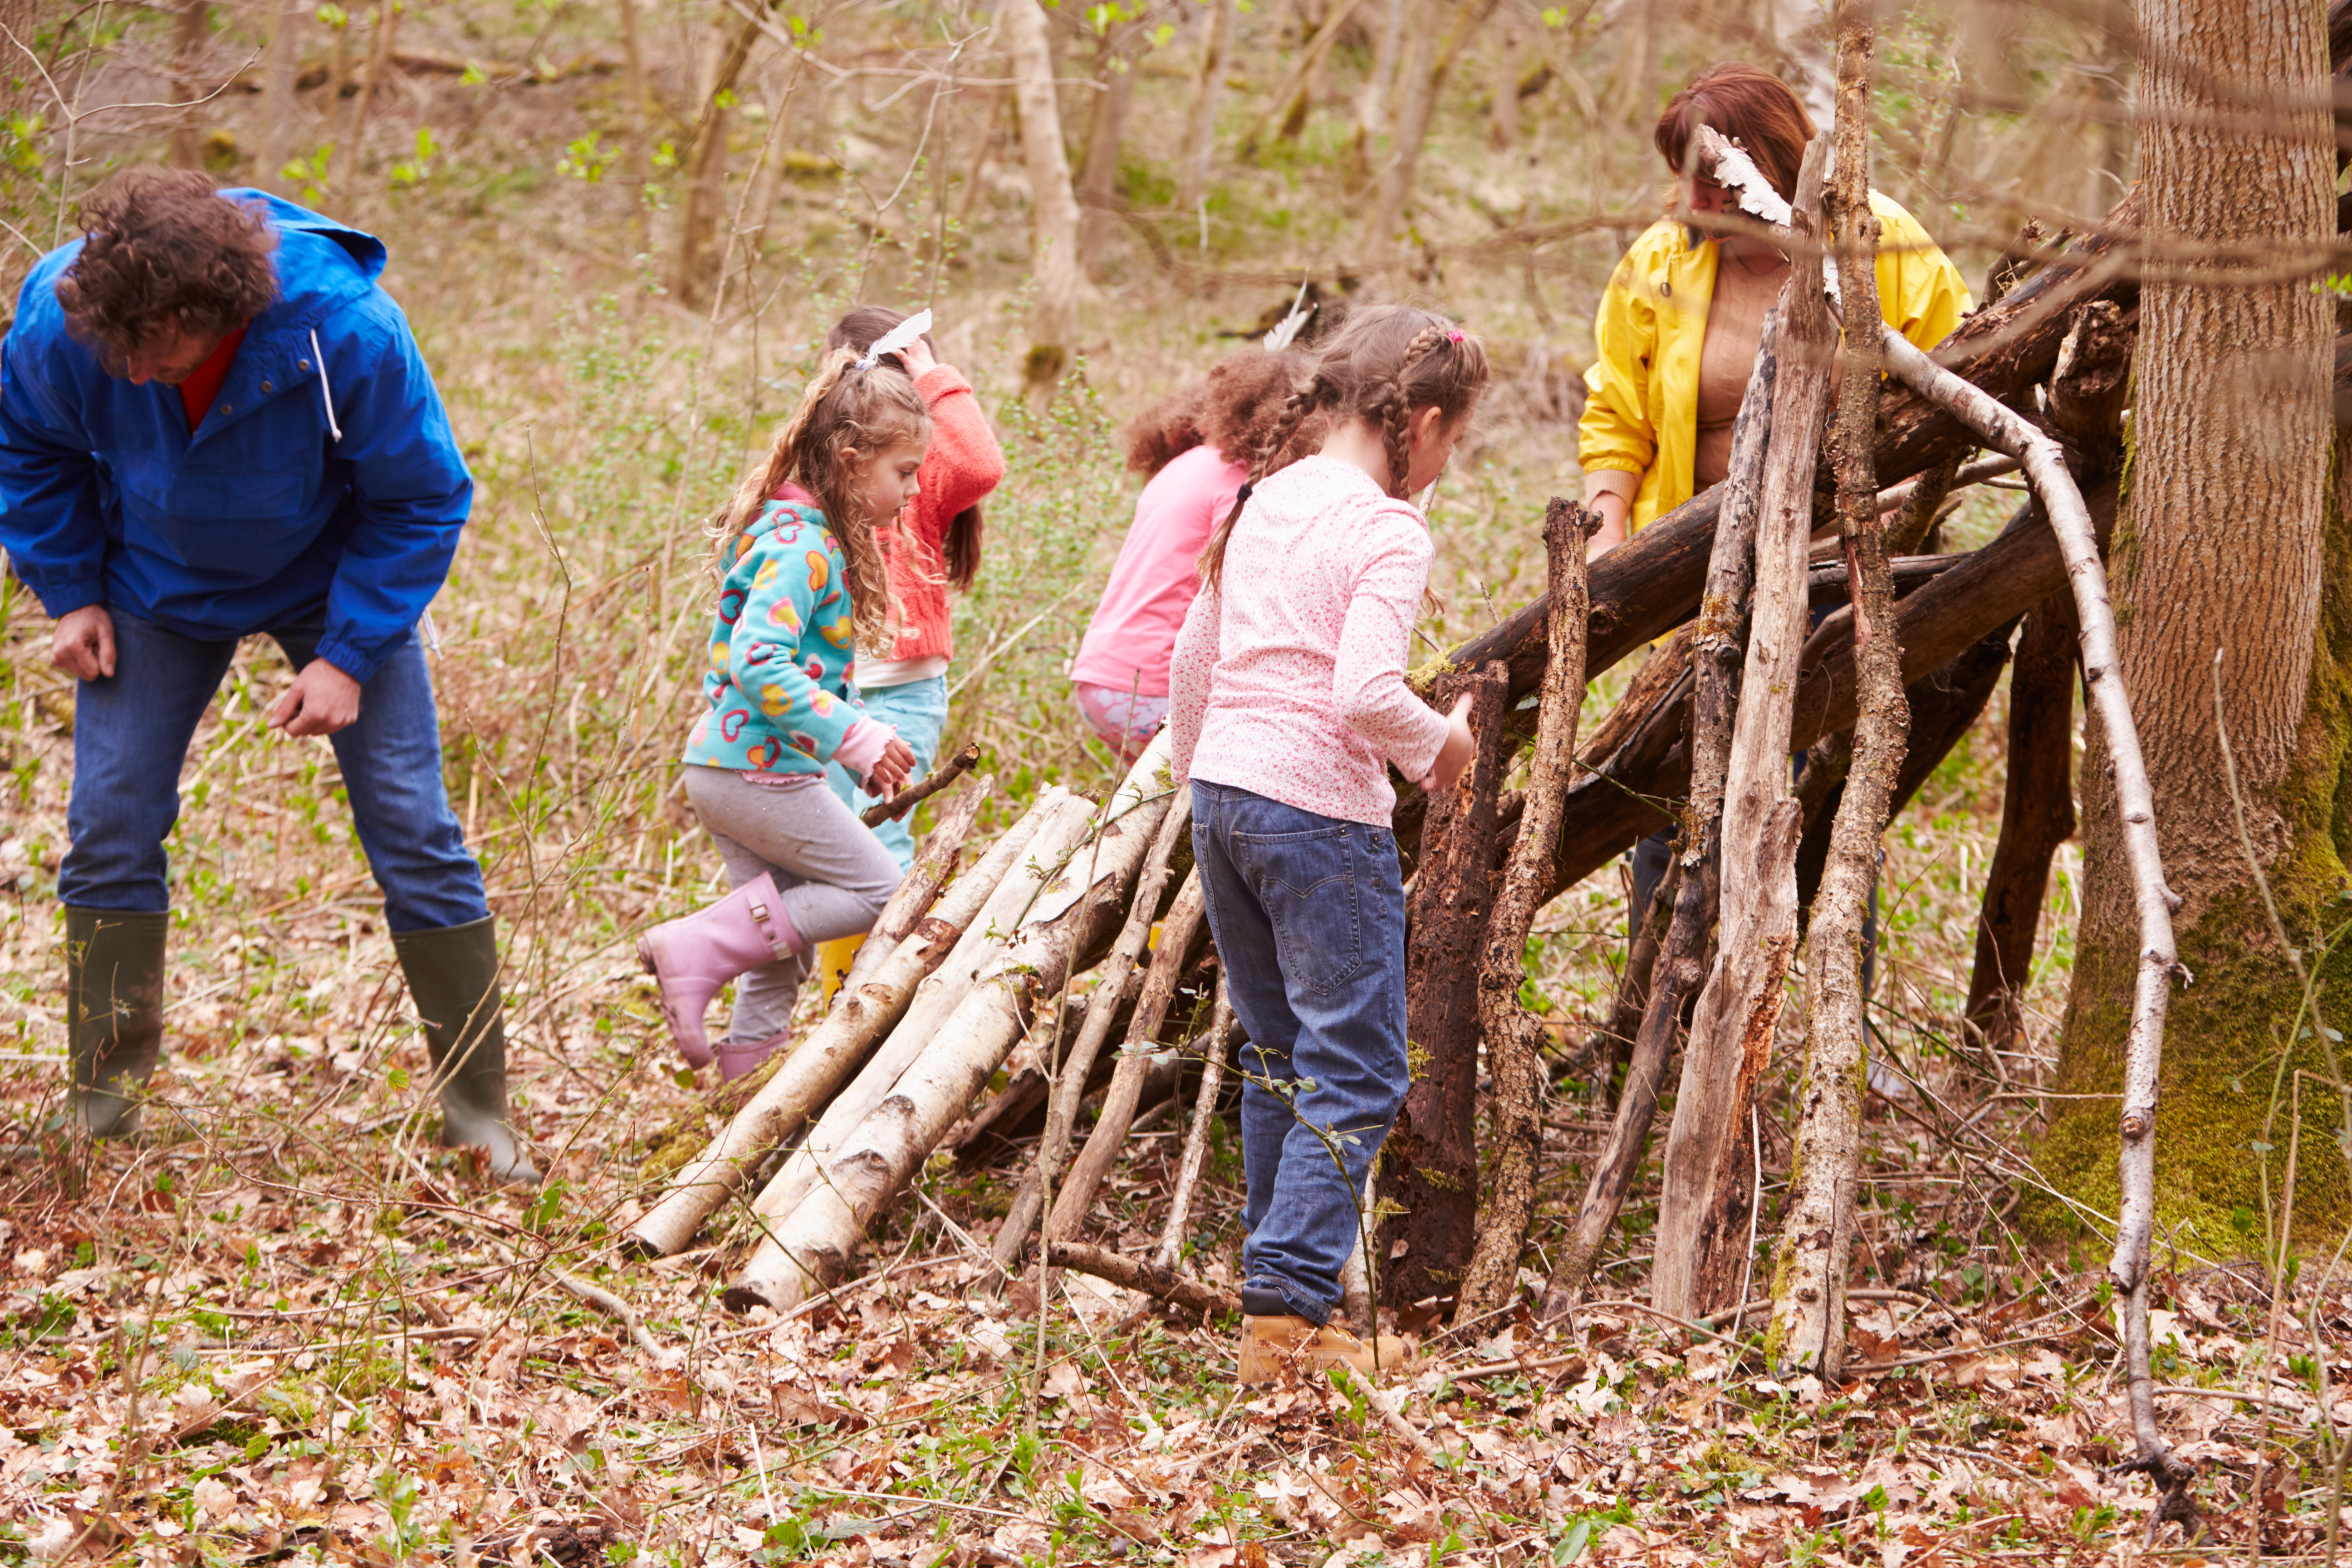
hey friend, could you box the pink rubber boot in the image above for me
[715,1029,791,1082]
[636,873,806,1068]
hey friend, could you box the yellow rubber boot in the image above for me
[817,935,865,1009]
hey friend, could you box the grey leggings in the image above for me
[684,766,903,1042]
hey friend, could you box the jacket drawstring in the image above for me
[309,328,343,442]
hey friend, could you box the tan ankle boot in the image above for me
[1237,1315,1410,1383]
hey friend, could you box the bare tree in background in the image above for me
[1175,0,1231,216]
[1004,0,1081,390]
[671,9,757,304]
[617,0,653,248]
[1360,0,1499,266]
[258,0,300,196]
[168,0,210,168]
[1077,18,1142,281]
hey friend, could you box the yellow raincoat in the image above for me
[1578,192,1971,534]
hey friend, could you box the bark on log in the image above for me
[1039,872,1213,1250]
[1773,29,1902,1370]
[1456,502,1598,1320]
[840,779,989,995]
[1964,595,2078,1050]
[724,741,1180,1313]
[1650,136,1835,1325]
[989,794,1197,1270]
[1538,484,2117,901]
[1152,980,1236,1274]
[730,790,1101,1239]
[621,784,1043,1259]
[1381,667,1512,1310]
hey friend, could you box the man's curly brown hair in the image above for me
[55,168,278,365]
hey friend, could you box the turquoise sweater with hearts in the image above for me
[682,499,868,775]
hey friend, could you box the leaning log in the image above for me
[839,780,989,997]
[1964,594,2079,1050]
[724,737,1178,1313]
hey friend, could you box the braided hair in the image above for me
[1198,304,1489,592]
[713,346,930,653]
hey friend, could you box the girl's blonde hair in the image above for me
[1199,304,1489,591]
[715,346,931,651]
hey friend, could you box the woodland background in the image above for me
[0,0,2329,1564]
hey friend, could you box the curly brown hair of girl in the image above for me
[1121,346,1322,479]
[824,305,985,592]
[1197,304,1489,591]
[715,347,931,652]
[55,168,279,369]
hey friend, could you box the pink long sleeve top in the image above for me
[1072,444,1247,698]
[1168,455,1450,827]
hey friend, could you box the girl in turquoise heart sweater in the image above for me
[636,346,929,1082]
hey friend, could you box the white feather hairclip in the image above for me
[1262,276,1314,352]
[856,308,934,370]
[1692,127,1792,227]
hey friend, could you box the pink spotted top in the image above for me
[1168,455,1450,827]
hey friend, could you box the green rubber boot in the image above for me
[65,907,169,1139]
[392,917,540,1187]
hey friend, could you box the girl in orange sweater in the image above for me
[820,307,1007,866]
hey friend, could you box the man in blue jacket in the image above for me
[0,168,536,1184]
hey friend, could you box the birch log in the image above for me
[724,739,1178,1312]
[1455,502,1597,1319]
[730,789,1099,1236]
[1873,322,2180,1474]
[1770,15,1899,1376]
[839,780,989,996]
[990,796,1198,1271]
[621,783,1033,1259]
[1649,137,1835,1325]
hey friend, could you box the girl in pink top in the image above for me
[1169,305,1489,1383]
[1073,348,1316,761]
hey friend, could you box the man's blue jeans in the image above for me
[1191,780,1409,1326]
[825,674,948,870]
[60,609,489,932]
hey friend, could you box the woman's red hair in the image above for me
[1654,62,1817,202]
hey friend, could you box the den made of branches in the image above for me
[20,0,2352,1558]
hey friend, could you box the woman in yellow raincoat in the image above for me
[1579,62,1970,553]
[1578,61,1971,930]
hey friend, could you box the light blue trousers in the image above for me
[825,674,949,869]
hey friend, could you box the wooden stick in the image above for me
[989,792,1196,1273]
[1876,318,2182,1476]
[1149,980,1234,1274]
[1652,135,1834,1324]
[1772,30,1900,1377]
[840,779,990,998]
[1457,500,1598,1319]
[1045,1239,1238,1317]
[859,741,982,829]
[622,784,1041,1258]
[1039,870,1210,1247]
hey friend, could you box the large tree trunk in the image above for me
[1175,0,1231,215]
[168,0,209,168]
[1004,0,1083,392]
[1359,0,1499,266]
[1075,29,1135,281]
[2048,0,2345,1247]
[671,13,756,305]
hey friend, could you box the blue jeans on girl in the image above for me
[1190,779,1409,1326]
[60,608,487,931]
[825,673,948,870]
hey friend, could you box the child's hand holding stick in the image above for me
[1420,691,1476,794]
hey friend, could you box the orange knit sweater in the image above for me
[878,364,1006,666]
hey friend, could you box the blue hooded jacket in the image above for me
[0,190,472,684]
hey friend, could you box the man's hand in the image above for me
[269,659,363,737]
[866,736,918,800]
[50,605,116,680]
[1421,692,1476,795]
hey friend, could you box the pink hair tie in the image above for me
[1446,329,1464,342]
